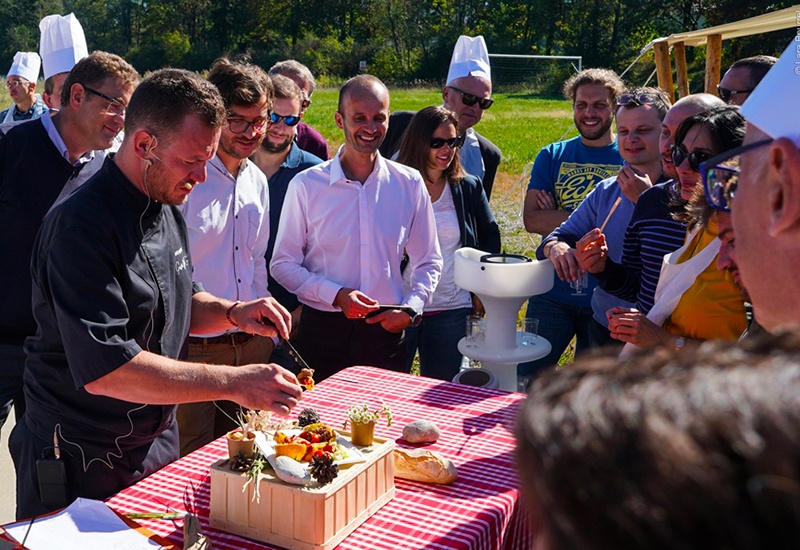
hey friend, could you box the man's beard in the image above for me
[576,115,613,141]
[262,135,293,154]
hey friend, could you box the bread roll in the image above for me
[393,448,457,484]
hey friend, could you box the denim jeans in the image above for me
[518,295,595,378]
[405,307,472,382]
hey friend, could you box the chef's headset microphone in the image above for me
[139,134,161,352]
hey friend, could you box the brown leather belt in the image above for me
[188,332,254,346]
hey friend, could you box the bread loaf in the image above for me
[393,448,457,484]
[402,420,441,443]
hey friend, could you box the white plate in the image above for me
[254,430,366,471]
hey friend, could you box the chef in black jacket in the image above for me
[10,68,302,519]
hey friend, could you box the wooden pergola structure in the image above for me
[644,6,799,100]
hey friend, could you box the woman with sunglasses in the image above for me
[608,106,747,353]
[396,106,501,381]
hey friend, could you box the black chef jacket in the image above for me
[10,156,200,518]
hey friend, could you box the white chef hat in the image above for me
[39,13,88,80]
[740,39,800,145]
[446,35,491,86]
[8,52,41,83]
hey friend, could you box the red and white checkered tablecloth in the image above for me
[106,366,534,550]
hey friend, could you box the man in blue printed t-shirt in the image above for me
[521,68,624,378]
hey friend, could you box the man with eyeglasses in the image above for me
[268,60,329,160]
[251,74,323,369]
[176,58,287,456]
[0,51,139,436]
[705,40,800,335]
[380,35,501,200]
[717,55,776,107]
[271,75,442,382]
[0,52,48,125]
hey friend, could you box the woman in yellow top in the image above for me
[608,106,746,352]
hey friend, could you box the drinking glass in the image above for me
[521,318,539,346]
[570,272,588,296]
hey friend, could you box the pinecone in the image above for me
[309,453,339,485]
[230,452,254,472]
[297,407,320,427]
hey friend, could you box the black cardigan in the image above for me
[451,174,501,253]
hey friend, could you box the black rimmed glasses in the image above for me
[716,85,754,103]
[84,85,127,116]
[228,115,269,134]
[269,112,302,127]
[430,135,465,149]
[448,86,494,110]
[671,144,713,172]
[701,139,773,212]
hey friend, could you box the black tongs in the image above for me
[280,336,312,374]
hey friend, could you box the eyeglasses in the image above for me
[701,139,773,212]
[228,115,269,134]
[448,86,494,110]
[5,79,27,89]
[269,112,301,127]
[671,144,713,172]
[430,135,465,149]
[716,85,754,103]
[617,93,664,107]
[84,85,127,116]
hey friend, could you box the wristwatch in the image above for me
[673,336,686,351]
[406,310,423,327]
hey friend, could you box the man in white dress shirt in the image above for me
[271,75,442,381]
[177,58,283,455]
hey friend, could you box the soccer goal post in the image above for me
[488,54,582,94]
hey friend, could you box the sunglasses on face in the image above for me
[617,93,661,106]
[430,135,466,149]
[449,86,494,110]
[84,85,127,116]
[671,144,712,172]
[716,85,753,103]
[701,139,773,212]
[269,112,301,127]
[227,115,269,134]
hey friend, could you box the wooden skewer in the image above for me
[598,197,622,234]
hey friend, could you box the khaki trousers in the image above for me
[176,334,273,456]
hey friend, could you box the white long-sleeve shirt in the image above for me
[270,149,442,314]
[181,155,271,336]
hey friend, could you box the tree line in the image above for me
[2,0,793,86]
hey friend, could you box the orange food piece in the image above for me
[275,442,308,461]
[298,368,315,391]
